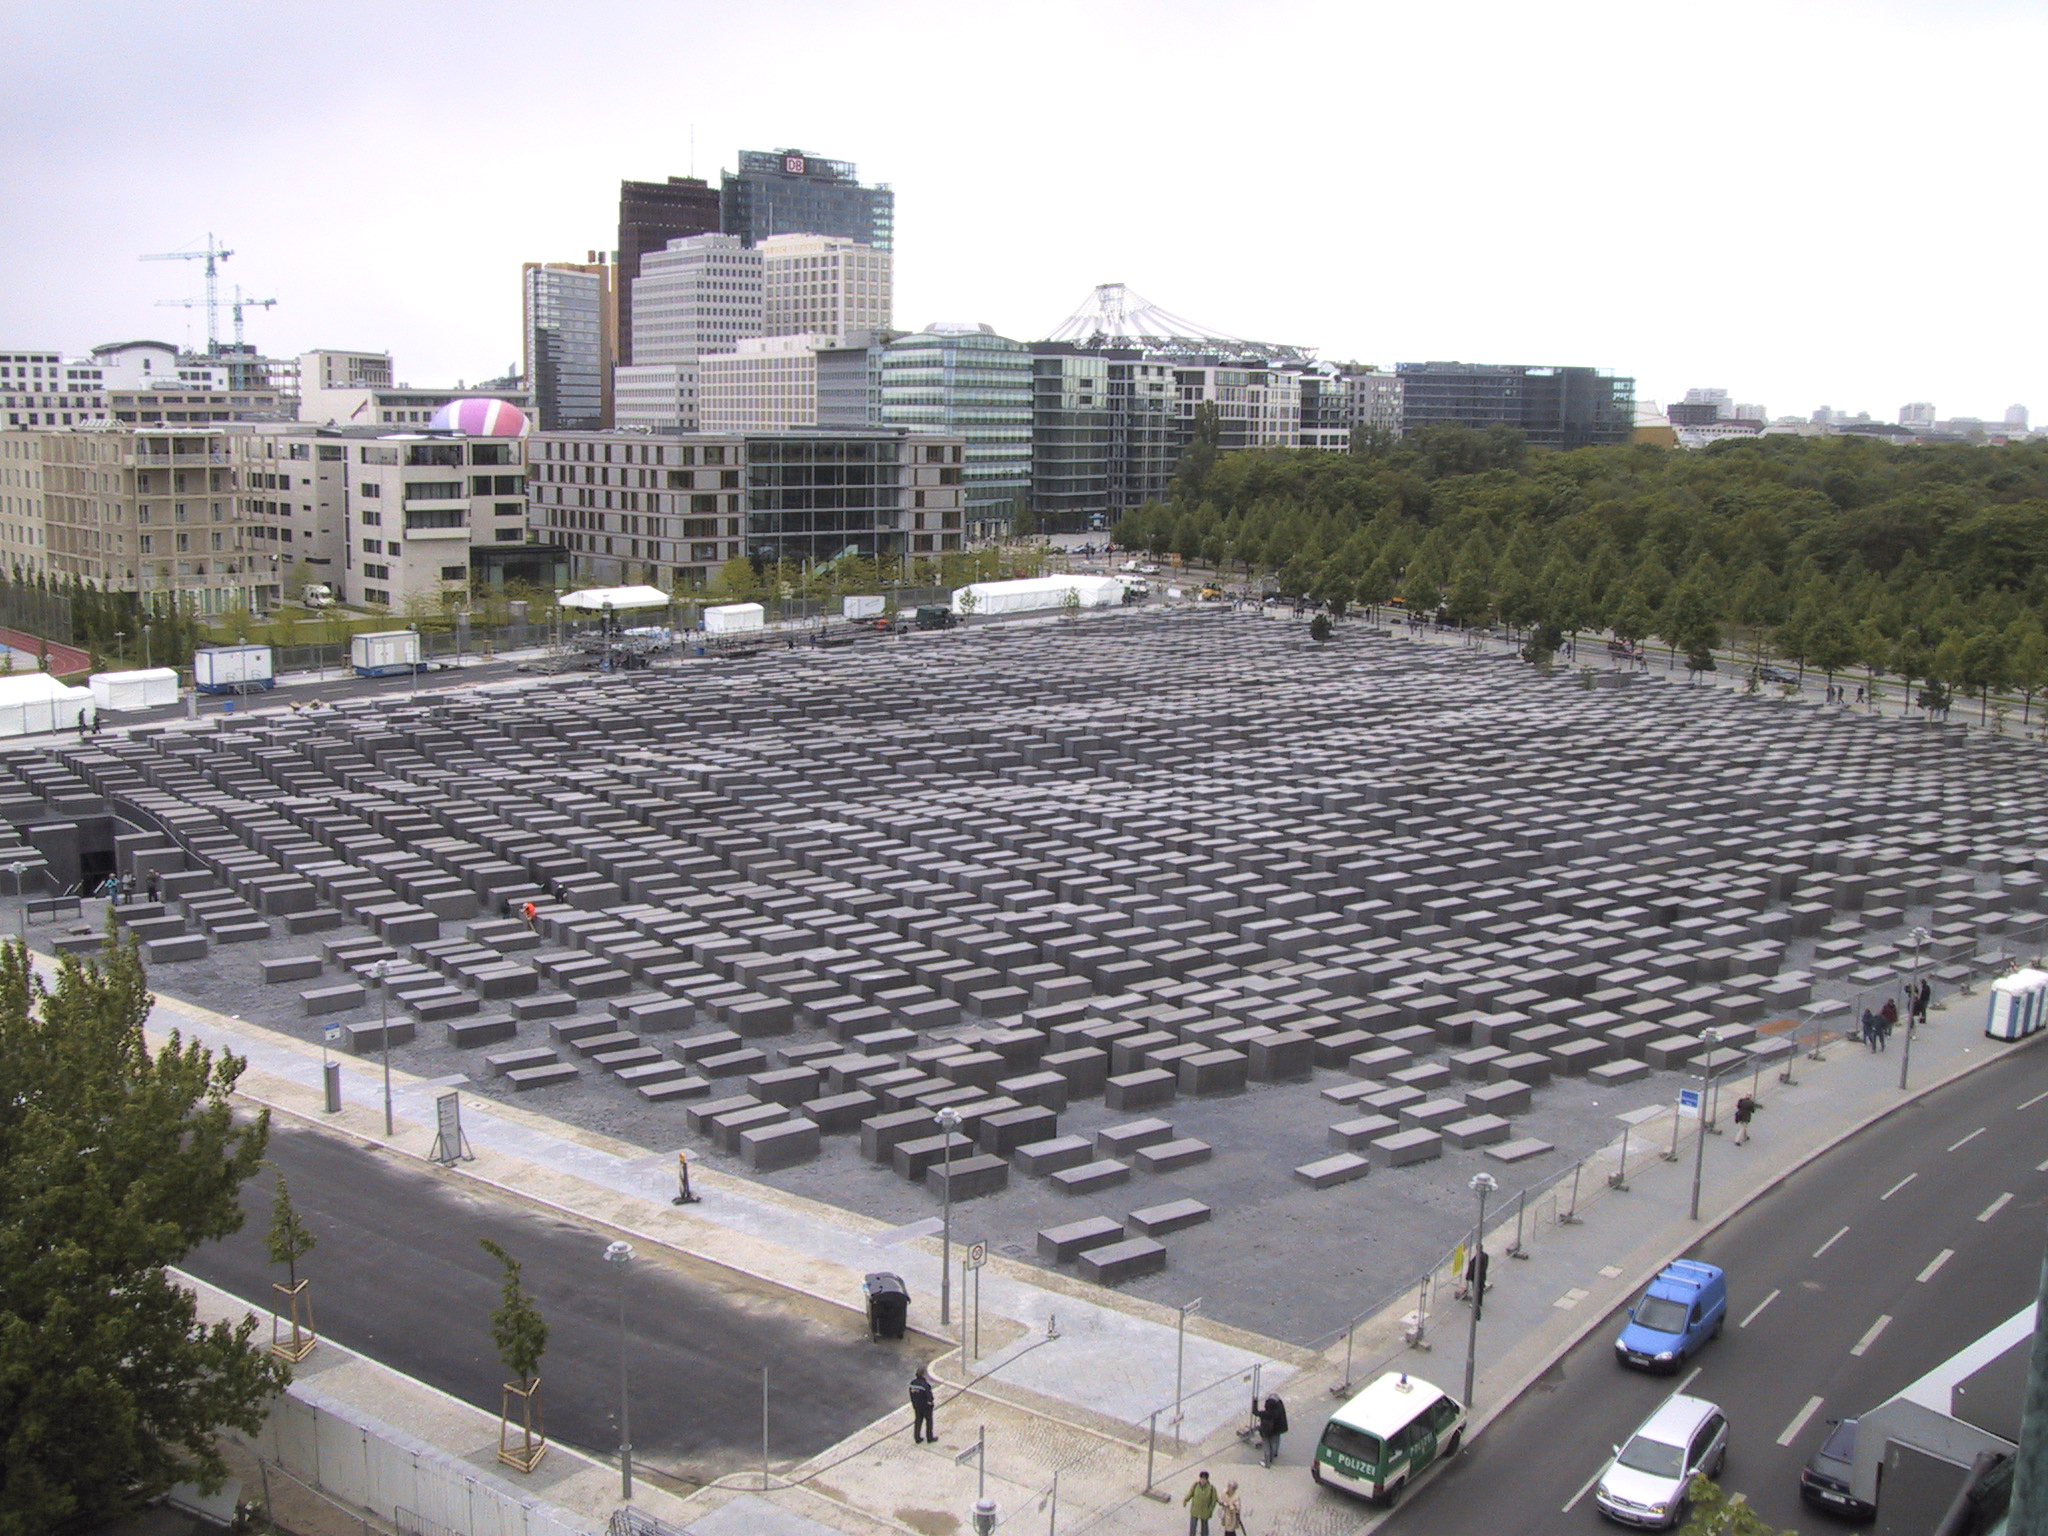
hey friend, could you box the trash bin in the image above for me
[864,1271,909,1341]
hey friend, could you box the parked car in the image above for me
[914,605,956,630]
[1596,1393,1728,1528]
[1615,1261,1728,1372]
[1800,1418,1875,1521]
[1755,664,1798,685]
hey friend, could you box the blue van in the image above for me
[1615,1261,1728,1372]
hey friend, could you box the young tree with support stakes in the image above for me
[0,927,289,1534]
[481,1238,550,1472]
[265,1174,319,1362]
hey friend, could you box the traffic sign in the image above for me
[322,1027,342,1045]
[1678,1088,1702,1116]
[966,1241,988,1270]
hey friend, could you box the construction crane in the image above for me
[140,234,232,352]
[157,284,276,352]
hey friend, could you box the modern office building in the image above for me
[522,260,614,431]
[721,150,893,250]
[881,324,1031,540]
[526,426,962,588]
[1172,364,1303,451]
[759,234,891,346]
[1026,345,1178,531]
[615,175,723,365]
[1394,362,1635,450]
[613,364,699,432]
[2,348,105,428]
[631,234,764,365]
[1343,368,1404,440]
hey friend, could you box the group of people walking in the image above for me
[1861,979,1932,1053]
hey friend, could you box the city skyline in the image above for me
[1,0,2039,423]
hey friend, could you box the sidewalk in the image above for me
[87,958,2038,1536]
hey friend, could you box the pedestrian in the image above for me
[1217,1481,1243,1536]
[1912,978,1931,1027]
[521,899,538,930]
[1876,1008,1892,1052]
[1733,1094,1757,1145]
[1880,996,1899,1042]
[145,870,160,903]
[1462,1244,1491,1304]
[1860,1007,1878,1052]
[908,1366,936,1444]
[1856,685,1866,704]
[1183,1471,1217,1536]
[1256,1392,1289,1468]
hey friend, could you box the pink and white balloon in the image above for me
[428,398,529,436]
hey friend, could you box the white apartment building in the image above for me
[613,364,700,431]
[2,348,106,429]
[759,234,891,346]
[0,435,50,576]
[344,433,528,610]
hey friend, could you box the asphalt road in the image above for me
[184,1123,925,1485]
[1379,1035,2048,1535]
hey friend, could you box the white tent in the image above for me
[952,574,1126,616]
[558,585,671,612]
[0,673,94,737]
[90,667,179,712]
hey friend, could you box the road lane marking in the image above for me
[1851,1315,1893,1357]
[1813,1225,1850,1258]
[1740,1289,1781,1328]
[2019,1090,2048,1111]
[1918,1249,1955,1283]
[1778,1395,1826,1446]
[1677,1366,1703,1395]
[1948,1127,1987,1152]
[1564,1464,1606,1513]
[1881,1173,1917,1200]
[1978,1192,2013,1222]
[2037,1157,2048,1173]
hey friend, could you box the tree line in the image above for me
[1115,426,2048,716]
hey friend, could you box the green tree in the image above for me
[480,1238,549,1471]
[1677,1474,1796,1535]
[1308,612,1333,643]
[0,931,287,1533]
[265,1174,316,1289]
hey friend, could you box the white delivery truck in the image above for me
[193,644,275,694]
[89,667,180,712]
[351,629,423,677]
[842,595,887,621]
[703,602,766,635]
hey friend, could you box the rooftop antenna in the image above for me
[140,233,232,353]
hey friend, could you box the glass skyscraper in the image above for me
[722,150,893,250]
[521,263,610,431]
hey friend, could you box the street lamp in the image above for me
[1462,1172,1498,1406]
[1173,1297,1203,1448]
[143,622,152,669]
[1900,926,1931,1092]
[937,1105,962,1326]
[604,1240,635,1500]
[6,859,31,945]
[365,958,397,1136]
[1689,1026,1722,1221]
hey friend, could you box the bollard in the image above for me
[322,1060,341,1114]
[1507,1189,1529,1259]
[1560,1160,1583,1224]
[1663,1104,1682,1162]
[1608,1123,1631,1192]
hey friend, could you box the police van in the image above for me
[1312,1371,1467,1505]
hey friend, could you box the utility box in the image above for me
[192,645,275,694]
[703,603,765,635]
[350,630,422,677]
[842,595,886,621]
[89,667,180,711]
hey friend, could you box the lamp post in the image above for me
[1689,1026,1722,1221]
[1900,925,1931,1092]
[1462,1172,1497,1406]
[114,630,125,667]
[143,622,153,669]
[7,859,31,945]
[937,1105,962,1326]
[365,958,396,1136]
[604,1240,635,1500]
[1173,1297,1203,1448]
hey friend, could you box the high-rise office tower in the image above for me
[759,234,891,347]
[722,150,893,249]
[630,234,764,365]
[881,324,1031,541]
[615,175,722,364]
[522,258,614,430]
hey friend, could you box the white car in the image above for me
[1596,1394,1728,1528]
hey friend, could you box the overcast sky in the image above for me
[2,0,2037,423]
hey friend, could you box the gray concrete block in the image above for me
[1442,1114,1513,1149]
[445,1015,518,1049]
[892,1131,974,1182]
[802,1090,878,1134]
[1126,1199,1212,1237]
[1133,1137,1212,1173]
[1371,1128,1444,1167]
[747,1065,823,1106]
[1014,1135,1094,1177]
[1176,1049,1248,1096]
[977,1106,1060,1156]
[740,1117,820,1171]
[927,1153,1009,1201]
[1038,1216,1126,1263]
[143,934,210,964]
[1075,1237,1167,1285]
[301,983,365,1016]
[343,1018,415,1053]
[1104,1068,1176,1111]
[1050,1158,1131,1196]
[1247,1030,1314,1082]
[1464,1080,1532,1116]
[1329,1114,1400,1150]
[262,955,323,984]
[998,1071,1069,1112]
[1485,1136,1555,1164]
[506,1062,580,1091]
[861,1109,939,1163]
[1588,1058,1651,1086]
[1294,1153,1371,1189]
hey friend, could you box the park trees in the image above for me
[0,932,287,1534]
